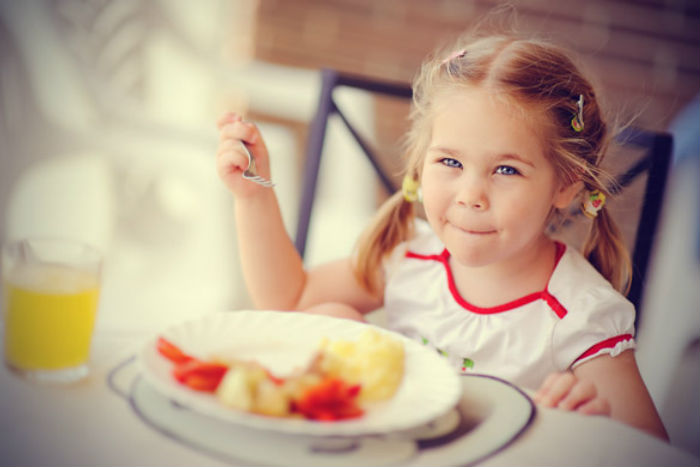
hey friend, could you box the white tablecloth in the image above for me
[0,326,697,467]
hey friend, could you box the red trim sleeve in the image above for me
[574,334,634,363]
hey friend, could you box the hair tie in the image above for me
[571,94,584,132]
[402,175,422,203]
[582,190,606,218]
[442,49,466,66]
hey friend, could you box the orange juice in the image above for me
[3,264,100,370]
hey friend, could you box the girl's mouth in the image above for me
[448,222,496,235]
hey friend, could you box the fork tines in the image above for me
[243,174,275,188]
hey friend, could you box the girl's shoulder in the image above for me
[548,243,637,369]
[383,219,440,275]
[552,243,617,289]
[549,242,634,313]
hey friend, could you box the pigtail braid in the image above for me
[582,205,632,294]
[353,191,416,296]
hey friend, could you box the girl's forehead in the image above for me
[432,85,541,121]
[432,86,549,137]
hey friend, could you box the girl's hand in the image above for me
[532,371,611,416]
[216,112,272,198]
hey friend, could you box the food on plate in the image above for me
[156,337,192,364]
[318,328,405,402]
[216,361,291,417]
[157,337,228,391]
[155,328,405,421]
[291,375,363,421]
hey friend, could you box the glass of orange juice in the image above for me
[1,237,102,383]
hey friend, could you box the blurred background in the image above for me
[0,0,698,455]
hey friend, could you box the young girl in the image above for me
[216,34,667,439]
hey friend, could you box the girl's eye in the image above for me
[495,165,520,176]
[440,158,462,169]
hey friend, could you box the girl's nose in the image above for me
[455,178,489,211]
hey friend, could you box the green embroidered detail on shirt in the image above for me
[419,336,473,371]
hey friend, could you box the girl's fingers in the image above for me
[534,372,610,416]
[556,379,596,410]
[576,396,611,416]
[216,146,247,178]
[534,371,576,407]
[216,112,241,130]
[216,138,236,155]
[215,115,270,186]
[217,142,248,169]
[533,372,560,403]
[219,121,259,145]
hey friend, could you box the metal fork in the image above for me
[240,141,275,188]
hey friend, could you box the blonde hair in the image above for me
[353,33,632,297]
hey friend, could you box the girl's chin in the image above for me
[443,231,498,259]
[450,255,497,269]
[446,245,499,268]
[446,235,553,270]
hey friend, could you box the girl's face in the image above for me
[421,86,579,269]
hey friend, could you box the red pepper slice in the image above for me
[172,360,229,392]
[294,377,364,421]
[156,337,194,364]
[264,368,286,386]
[182,373,226,392]
[156,336,229,392]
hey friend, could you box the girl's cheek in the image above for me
[420,195,439,224]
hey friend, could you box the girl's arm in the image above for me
[217,113,381,313]
[572,350,668,439]
[534,350,668,440]
[233,186,307,309]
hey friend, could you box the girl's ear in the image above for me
[553,180,584,209]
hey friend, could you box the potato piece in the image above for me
[216,363,266,411]
[253,379,291,417]
[217,367,254,411]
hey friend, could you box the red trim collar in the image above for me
[405,242,568,317]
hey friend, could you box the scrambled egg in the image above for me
[319,328,405,402]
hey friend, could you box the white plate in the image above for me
[111,357,534,467]
[409,374,535,466]
[138,310,462,437]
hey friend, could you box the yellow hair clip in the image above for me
[571,94,584,132]
[402,175,422,203]
[582,190,606,218]
[442,49,466,66]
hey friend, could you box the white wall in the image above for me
[0,0,377,333]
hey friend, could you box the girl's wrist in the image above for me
[232,187,276,210]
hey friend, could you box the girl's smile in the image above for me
[446,222,497,236]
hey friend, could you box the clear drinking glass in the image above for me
[1,237,102,383]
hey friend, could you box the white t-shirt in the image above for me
[383,227,636,390]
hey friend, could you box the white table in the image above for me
[0,326,697,467]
